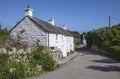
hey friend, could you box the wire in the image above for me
[76,17,108,27]
[111,17,120,22]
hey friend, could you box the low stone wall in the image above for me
[0,47,62,64]
[44,48,63,63]
[0,47,32,55]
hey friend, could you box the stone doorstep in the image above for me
[58,52,78,64]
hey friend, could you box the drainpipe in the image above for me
[48,32,49,47]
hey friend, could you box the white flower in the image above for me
[9,68,16,73]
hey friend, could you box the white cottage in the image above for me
[10,5,74,57]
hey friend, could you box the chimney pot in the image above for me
[25,5,33,16]
[63,24,67,30]
[48,18,54,26]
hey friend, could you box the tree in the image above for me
[86,24,120,48]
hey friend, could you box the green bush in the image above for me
[0,46,56,78]
[50,47,55,50]
[31,49,46,65]
[109,46,120,53]
[106,46,120,60]
[31,46,56,71]
[42,54,56,71]
[86,24,120,61]
[25,61,40,77]
[0,53,10,79]
[37,46,45,51]
[0,53,25,79]
[8,60,26,79]
[70,50,74,54]
[0,52,9,59]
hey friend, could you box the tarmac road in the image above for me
[29,47,120,79]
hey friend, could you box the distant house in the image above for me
[10,5,74,57]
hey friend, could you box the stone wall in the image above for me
[0,47,32,55]
[10,17,48,48]
[43,47,63,63]
[0,47,62,64]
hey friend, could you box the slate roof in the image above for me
[30,16,72,36]
[10,16,72,36]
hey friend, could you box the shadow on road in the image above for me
[92,58,119,64]
[76,46,104,56]
[86,65,120,72]
[88,57,120,72]
[76,46,120,72]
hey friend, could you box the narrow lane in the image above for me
[30,47,120,79]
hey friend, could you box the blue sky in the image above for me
[0,0,120,33]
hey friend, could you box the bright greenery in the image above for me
[0,25,10,48]
[106,46,120,60]
[0,46,56,79]
[31,46,56,71]
[0,24,9,36]
[42,54,56,71]
[0,53,26,79]
[86,24,120,60]
[86,24,120,48]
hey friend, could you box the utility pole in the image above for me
[0,22,1,29]
[109,16,111,28]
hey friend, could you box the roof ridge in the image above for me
[29,16,72,36]
[10,16,72,36]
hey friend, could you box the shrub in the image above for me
[30,46,56,71]
[37,46,45,51]
[8,60,26,79]
[42,54,56,71]
[25,61,40,77]
[0,53,10,79]
[106,46,120,60]
[0,46,56,78]
[50,47,55,50]
[70,50,74,54]
[0,53,26,79]
[31,49,46,65]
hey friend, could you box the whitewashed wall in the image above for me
[49,33,67,57]
[10,17,48,48]
[62,35,67,57]
[66,36,74,53]
[48,33,74,57]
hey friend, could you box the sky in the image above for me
[0,0,120,33]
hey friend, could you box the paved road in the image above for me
[29,47,120,79]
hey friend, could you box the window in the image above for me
[56,34,58,40]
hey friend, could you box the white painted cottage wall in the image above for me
[10,17,48,48]
[66,36,74,53]
[69,36,74,51]
[49,33,57,47]
[63,36,67,57]
[49,33,70,57]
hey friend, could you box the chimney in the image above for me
[48,18,54,26]
[25,5,33,16]
[62,24,67,30]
